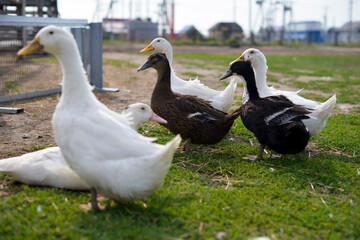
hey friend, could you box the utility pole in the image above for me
[170,0,175,41]
[249,0,255,44]
[348,0,353,43]
[279,1,291,46]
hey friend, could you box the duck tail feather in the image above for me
[313,94,337,120]
[222,78,237,95]
[227,106,242,120]
[295,88,304,94]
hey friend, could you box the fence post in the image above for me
[89,22,118,92]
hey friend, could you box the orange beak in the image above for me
[17,37,43,56]
[139,43,154,53]
[229,53,245,66]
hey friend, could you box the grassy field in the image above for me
[1,53,359,239]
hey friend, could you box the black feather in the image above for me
[221,60,311,155]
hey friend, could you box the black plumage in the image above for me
[219,60,311,159]
[138,53,241,153]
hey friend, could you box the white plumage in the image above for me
[17,26,181,209]
[140,38,237,112]
[0,103,167,191]
[234,48,336,136]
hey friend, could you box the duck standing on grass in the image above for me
[220,60,311,160]
[0,103,168,191]
[17,26,181,211]
[140,38,237,112]
[234,48,336,136]
[138,52,242,153]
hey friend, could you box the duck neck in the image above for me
[153,62,173,98]
[162,44,173,70]
[56,44,94,104]
[253,62,269,92]
[242,70,260,100]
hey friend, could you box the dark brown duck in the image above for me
[138,53,241,153]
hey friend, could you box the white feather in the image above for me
[14,26,181,201]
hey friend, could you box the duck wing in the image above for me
[174,94,227,121]
[61,108,160,161]
[263,96,312,127]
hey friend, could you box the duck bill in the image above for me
[17,37,43,56]
[150,112,167,124]
[137,61,152,72]
[219,70,233,81]
[229,54,245,66]
[139,43,154,53]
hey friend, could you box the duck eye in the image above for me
[157,40,160,42]
[141,107,145,110]
[250,51,254,54]
[49,31,54,35]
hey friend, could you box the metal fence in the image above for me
[0,15,117,107]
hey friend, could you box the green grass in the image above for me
[175,53,360,105]
[181,72,205,78]
[1,53,360,239]
[5,81,22,92]
[103,58,138,68]
[30,145,54,151]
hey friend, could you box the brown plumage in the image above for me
[138,53,241,152]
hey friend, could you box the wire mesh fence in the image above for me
[0,25,62,99]
[0,15,113,105]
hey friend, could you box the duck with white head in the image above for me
[17,26,181,211]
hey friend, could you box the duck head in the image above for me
[122,103,167,129]
[137,52,169,72]
[219,60,254,81]
[220,60,259,99]
[140,38,171,53]
[230,48,267,69]
[17,25,75,57]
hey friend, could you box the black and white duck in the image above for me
[220,60,311,160]
[233,48,336,136]
[138,52,242,153]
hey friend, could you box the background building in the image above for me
[208,22,243,42]
[285,21,324,43]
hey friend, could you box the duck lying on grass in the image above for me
[138,52,242,153]
[140,38,237,112]
[0,103,167,191]
[220,60,311,160]
[17,26,181,211]
[234,48,336,136]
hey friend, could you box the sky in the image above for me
[58,0,360,36]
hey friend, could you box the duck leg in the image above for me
[182,138,191,153]
[90,187,101,212]
[256,144,266,160]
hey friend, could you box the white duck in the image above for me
[140,37,237,112]
[17,26,181,211]
[232,48,336,136]
[0,103,168,191]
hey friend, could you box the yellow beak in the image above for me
[17,37,43,56]
[229,54,245,66]
[139,43,154,53]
